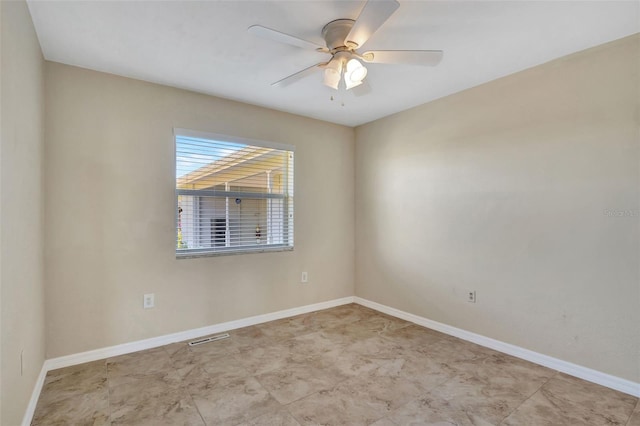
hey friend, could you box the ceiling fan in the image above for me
[248,0,443,91]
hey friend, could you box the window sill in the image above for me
[176,245,293,259]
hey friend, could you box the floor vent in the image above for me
[188,333,230,346]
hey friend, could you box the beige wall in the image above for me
[355,35,639,382]
[44,62,355,358]
[1,1,46,424]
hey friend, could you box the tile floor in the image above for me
[33,304,639,425]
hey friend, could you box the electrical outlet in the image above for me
[467,291,476,303]
[301,272,308,283]
[144,293,155,309]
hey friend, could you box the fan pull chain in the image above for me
[329,94,345,107]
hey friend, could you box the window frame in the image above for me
[174,128,294,258]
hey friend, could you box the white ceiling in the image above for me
[27,1,639,127]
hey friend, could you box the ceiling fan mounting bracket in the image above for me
[321,19,356,51]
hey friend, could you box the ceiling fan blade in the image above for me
[272,63,324,87]
[248,25,327,52]
[361,50,444,66]
[345,0,400,49]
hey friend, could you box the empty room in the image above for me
[1,0,639,424]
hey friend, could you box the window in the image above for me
[175,129,294,257]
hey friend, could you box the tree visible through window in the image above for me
[175,129,294,256]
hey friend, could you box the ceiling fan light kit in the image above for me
[248,0,443,93]
[322,51,367,90]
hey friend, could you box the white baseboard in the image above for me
[21,362,48,426]
[354,297,640,398]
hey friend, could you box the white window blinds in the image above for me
[175,129,294,256]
